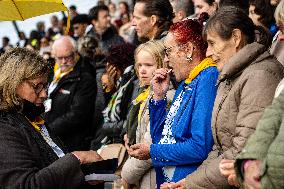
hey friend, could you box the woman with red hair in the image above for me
[127,14,218,188]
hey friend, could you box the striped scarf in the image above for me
[103,65,135,122]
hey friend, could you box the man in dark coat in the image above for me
[45,36,96,152]
[88,5,125,54]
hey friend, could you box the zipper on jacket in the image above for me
[214,79,231,153]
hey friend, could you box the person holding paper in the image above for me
[0,48,103,189]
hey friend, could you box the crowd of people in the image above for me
[0,0,284,189]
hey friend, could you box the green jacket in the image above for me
[235,89,284,189]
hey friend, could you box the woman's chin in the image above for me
[35,103,43,107]
[140,79,150,86]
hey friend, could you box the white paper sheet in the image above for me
[85,174,120,181]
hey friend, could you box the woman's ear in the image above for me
[231,29,242,49]
[176,10,186,21]
[212,2,218,13]
[150,15,158,26]
[185,42,194,58]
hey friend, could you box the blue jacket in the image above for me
[149,67,218,188]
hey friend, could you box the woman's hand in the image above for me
[124,134,131,151]
[128,143,150,160]
[151,68,171,100]
[122,179,135,189]
[87,180,104,185]
[160,179,186,189]
[219,159,240,187]
[71,151,104,185]
[72,150,103,164]
[243,160,261,189]
[106,64,117,91]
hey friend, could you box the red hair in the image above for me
[169,13,209,57]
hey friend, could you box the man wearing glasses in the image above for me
[45,36,96,152]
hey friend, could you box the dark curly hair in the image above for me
[89,5,109,21]
[249,0,275,29]
[106,43,136,71]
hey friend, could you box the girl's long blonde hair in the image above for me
[134,40,165,85]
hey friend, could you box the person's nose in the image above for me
[39,88,48,99]
[60,58,68,64]
[107,16,111,22]
[139,66,146,75]
[206,46,213,58]
[164,54,170,66]
[132,18,136,26]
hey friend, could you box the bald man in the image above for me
[45,36,96,152]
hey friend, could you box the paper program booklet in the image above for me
[81,158,120,181]
[85,173,120,181]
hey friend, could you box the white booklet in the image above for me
[85,173,120,181]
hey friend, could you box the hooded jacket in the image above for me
[185,42,284,189]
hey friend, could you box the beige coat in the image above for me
[185,42,284,189]
[121,88,175,189]
[270,31,284,66]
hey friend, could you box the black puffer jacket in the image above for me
[88,57,108,150]
[45,57,97,151]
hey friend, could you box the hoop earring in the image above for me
[186,55,193,62]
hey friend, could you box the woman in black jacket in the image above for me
[0,48,102,189]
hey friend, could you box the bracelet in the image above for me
[72,152,82,164]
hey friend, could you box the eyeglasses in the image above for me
[55,53,75,62]
[164,43,188,57]
[26,81,48,95]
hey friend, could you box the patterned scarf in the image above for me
[103,65,135,123]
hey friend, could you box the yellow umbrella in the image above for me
[0,0,70,34]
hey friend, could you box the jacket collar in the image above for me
[219,42,267,81]
[91,25,117,40]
